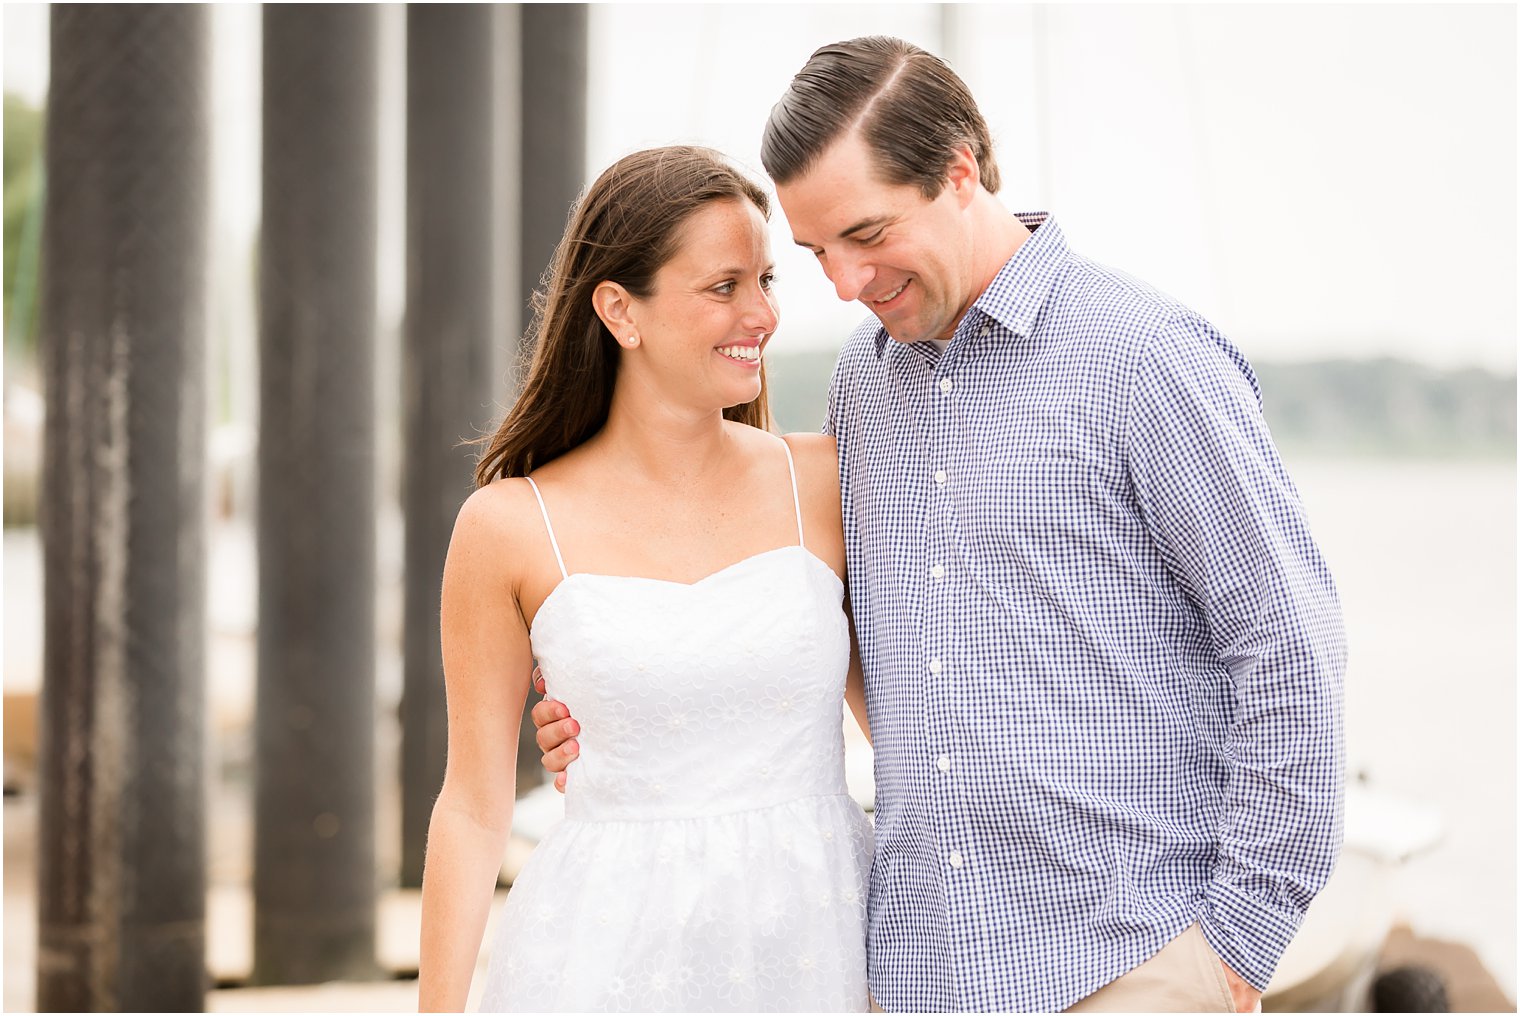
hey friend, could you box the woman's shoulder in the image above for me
[780,431,840,489]
[720,421,837,483]
[779,430,844,569]
[779,430,838,457]
[450,476,548,569]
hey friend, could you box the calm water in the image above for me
[1283,455,1516,996]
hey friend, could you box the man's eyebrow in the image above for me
[838,215,892,239]
[793,215,893,250]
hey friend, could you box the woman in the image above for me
[417,146,872,1012]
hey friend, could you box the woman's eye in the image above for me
[862,230,884,245]
[713,281,736,295]
[760,273,777,290]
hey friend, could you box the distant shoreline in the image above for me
[765,351,1518,461]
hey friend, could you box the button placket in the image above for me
[924,353,970,914]
[925,367,953,687]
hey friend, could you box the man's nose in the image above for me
[829,254,875,304]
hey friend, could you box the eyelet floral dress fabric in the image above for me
[476,513,872,1011]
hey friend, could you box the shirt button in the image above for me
[980,324,991,338]
[930,563,945,580]
[929,658,943,676]
[948,850,964,869]
[934,469,947,485]
[937,754,952,772]
[938,377,954,395]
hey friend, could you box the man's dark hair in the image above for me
[761,36,1000,199]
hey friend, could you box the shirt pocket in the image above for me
[957,454,1130,611]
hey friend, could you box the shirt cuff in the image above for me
[1198,880,1306,991]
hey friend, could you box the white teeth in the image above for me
[716,345,761,362]
[875,283,906,304]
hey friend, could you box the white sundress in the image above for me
[476,439,873,1012]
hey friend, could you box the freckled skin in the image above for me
[617,198,780,411]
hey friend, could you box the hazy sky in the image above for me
[6,3,1515,369]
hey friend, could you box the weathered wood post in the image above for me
[255,4,381,983]
[37,4,210,1009]
[400,4,501,888]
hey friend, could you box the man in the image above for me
[535,36,1344,1013]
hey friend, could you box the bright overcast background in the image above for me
[4,4,1517,1003]
[4,3,1515,370]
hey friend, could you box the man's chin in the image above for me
[867,307,950,346]
[877,320,938,346]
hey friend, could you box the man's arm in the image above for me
[1124,313,1347,996]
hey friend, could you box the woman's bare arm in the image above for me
[783,431,869,742]
[418,486,536,1011]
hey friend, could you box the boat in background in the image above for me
[1264,780,1446,1011]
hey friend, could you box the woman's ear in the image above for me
[592,281,641,348]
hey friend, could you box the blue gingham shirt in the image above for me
[827,213,1346,1012]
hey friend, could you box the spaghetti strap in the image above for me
[524,476,568,580]
[778,437,805,547]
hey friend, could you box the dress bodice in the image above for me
[530,544,852,822]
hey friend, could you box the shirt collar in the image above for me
[872,211,1066,358]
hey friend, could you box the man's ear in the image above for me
[592,280,638,343]
[945,143,980,208]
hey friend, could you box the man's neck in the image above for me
[968,190,1033,301]
[938,191,1032,338]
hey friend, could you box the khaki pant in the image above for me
[1064,924,1239,1013]
[869,925,1255,1013]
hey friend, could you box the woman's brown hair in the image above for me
[474,146,774,486]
